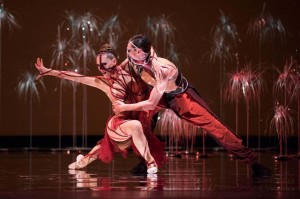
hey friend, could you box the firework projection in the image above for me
[247,3,286,45]
[247,3,286,150]
[50,24,80,150]
[75,12,99,150]
[0,1,20,123]
[219,4,298,159]
[273,58,297,107]
[50,26,68,150]
[16,71,45,149]
[208,9,240,126]
[271,58,299,159]
[145,15,175,58]
[225,64,263,147]
[47,12,100,150]
[269,103,293,159]
[216,4,298,159]
[293,65,300,156]
[99,14,125,50]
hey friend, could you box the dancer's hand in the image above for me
[112,100,125,114]
[35,58,51,80]
[150,46,157,58]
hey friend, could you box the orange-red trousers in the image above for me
[165,86,257,165]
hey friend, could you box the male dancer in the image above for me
[113,35,270,176]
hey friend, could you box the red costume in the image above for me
[88,66,167,167]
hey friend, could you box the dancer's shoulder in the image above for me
[154,57,177,69]
[155,57,172,64]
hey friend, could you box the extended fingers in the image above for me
[35,58,41,67]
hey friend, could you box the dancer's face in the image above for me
[96,53,116,72]
[126,42,148,65]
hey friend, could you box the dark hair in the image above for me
[129,34,151,54]
[97,43,118,59]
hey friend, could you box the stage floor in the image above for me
[0,150,299,198]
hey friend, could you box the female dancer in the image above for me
[35,44,166,174]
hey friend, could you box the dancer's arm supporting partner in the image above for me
[113,58,175,113]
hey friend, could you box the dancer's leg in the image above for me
[131,112,161,174]
[169,91,257,165]
[107,119,157,174]
[169,90,271,176]
[109,120,155,164]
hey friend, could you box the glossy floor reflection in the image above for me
[0,151,300,198]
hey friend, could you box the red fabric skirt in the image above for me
[88,112,167,167]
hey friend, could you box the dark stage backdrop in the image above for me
[1,0,300,138]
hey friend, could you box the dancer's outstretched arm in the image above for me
[35,58,113,100]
